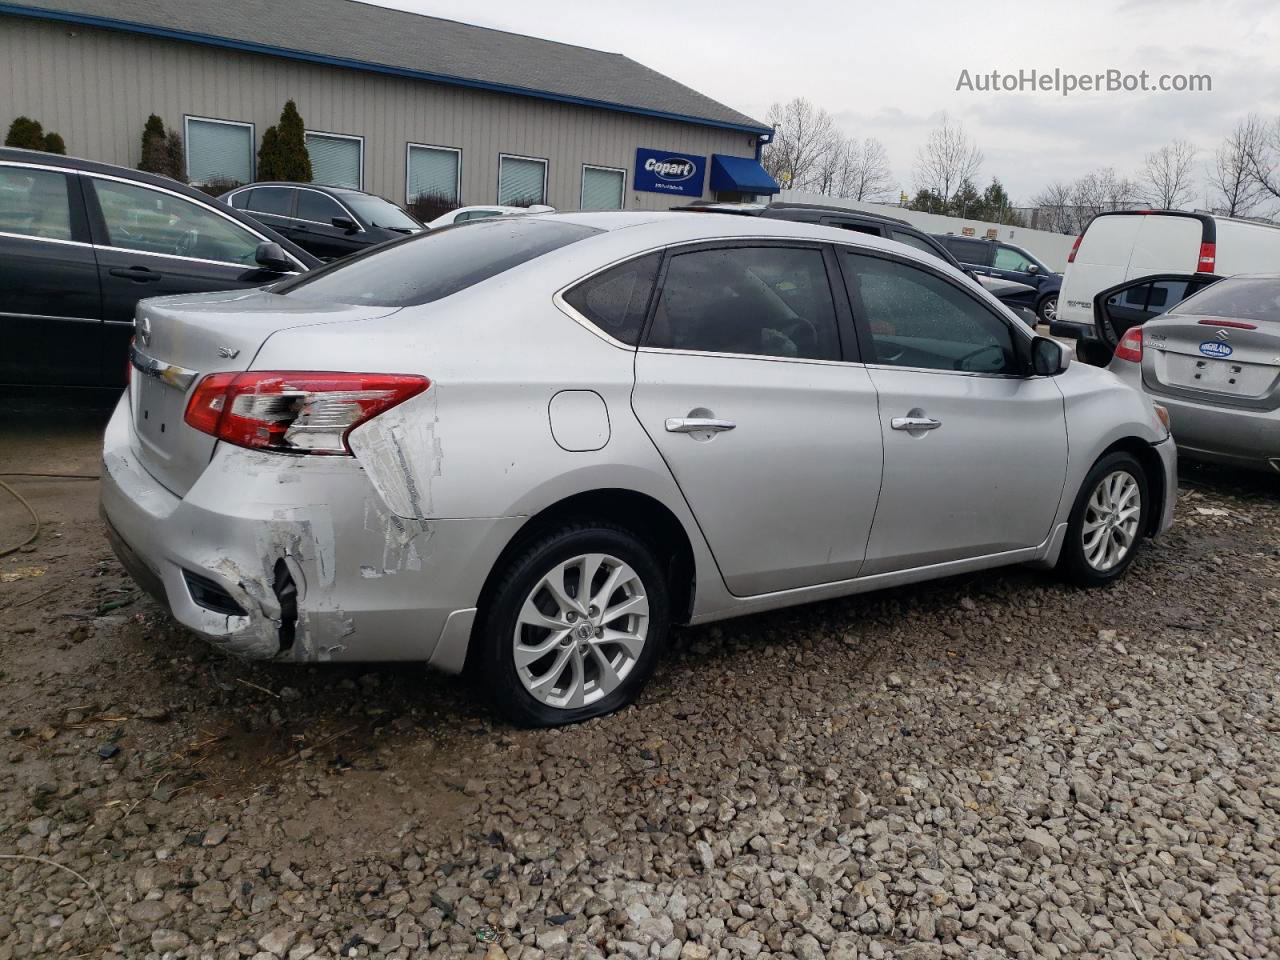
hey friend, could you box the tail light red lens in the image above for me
[184,371,430,455]
[1067,234,1083,263]
[1114,327,1143,363]
[1197,242,1216,272]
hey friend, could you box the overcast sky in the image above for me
[368,0,1280,204]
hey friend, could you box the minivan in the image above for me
[1054,210,1280,363]
[934,235,1062,324]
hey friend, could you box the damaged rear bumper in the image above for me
[99,394,521,667]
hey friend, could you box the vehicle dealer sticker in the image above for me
[1199,341,1233,358]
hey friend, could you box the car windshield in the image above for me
[1169,277,1280,323]
[339,193,421,231]
[276,217,601,307]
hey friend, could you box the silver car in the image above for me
[1108,274,1280,472]
[101,213,1176,726]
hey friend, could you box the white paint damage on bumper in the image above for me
[99,394,522,668]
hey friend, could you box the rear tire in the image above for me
[1057,451,1149,587]
[475,521,669,727]
[1037,293,1058,325]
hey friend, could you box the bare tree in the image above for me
[1139,139,1198,209]
[835,136,894,200]
[1029,181,1079,233]
[1072,167,1136,221]
[1237,113,1280,208]
[761,98,836,192]
[1208,118,1267,217]
[913,114,983,206]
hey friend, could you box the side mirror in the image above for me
[331,216,359,232]
[254,241,291,272]
[1031,336,1070,375]
[1026,263,1040,275]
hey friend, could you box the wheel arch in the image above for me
[1097,436,1167,537]
[472,488,698,648]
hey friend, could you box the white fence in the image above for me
[777,191,1078,271]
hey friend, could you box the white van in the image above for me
[1054,211,1280,361]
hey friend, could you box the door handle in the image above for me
[109,266,161,282]
[666,417,736,434]
[891,416,942,431]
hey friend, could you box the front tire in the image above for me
[475,522,669,727]
[1057,452,1149,586]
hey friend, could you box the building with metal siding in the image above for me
[0,1,777,211]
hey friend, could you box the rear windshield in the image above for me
[1170,277,1280,324]
[278,217,601,307]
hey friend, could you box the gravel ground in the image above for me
[1,392,1279,960]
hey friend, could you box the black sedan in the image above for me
[0,148,320,388]
[223,182,423,260]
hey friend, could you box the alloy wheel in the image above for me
[1082,470,1141,571]
[1041,296,1058,323]
[512,553,649,710]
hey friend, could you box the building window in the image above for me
[581,164,625,210]
[406,144,461,206]
[305,131,363,190]
[498,154,547,206]
[185,116,254,187]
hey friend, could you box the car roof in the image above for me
[229,181,375,198]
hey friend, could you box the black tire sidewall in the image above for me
[478,524,669,727]
[1038,294,1057,323]
[1059,451,1149,586]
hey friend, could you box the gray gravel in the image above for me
[2,459,1279,960]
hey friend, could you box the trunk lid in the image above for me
[129,288,399,496]
[1142,313,1280,410]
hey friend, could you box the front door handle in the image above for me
[666,417,736,434]
[891,416,942,431]
[109,266,162,282]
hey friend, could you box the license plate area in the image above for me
[134,374,187,453]
[1159,352,1273,397]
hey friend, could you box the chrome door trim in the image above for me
[293,187,366,232]
[92,243,297,273]
[640,346,863,367]
[0,230,92,250]
[129,342,198,391]
[0,310,99,323]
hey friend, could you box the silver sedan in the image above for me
[101,213,1177,725]
[1107,273,1280,472]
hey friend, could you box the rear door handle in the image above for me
[109,266,162,282]
[891,416,942,431]
[666,417,736,434]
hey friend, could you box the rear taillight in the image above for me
[1067,234,1083,263]
[1197,241,1216,273]
[1114,327,1143,363]
[184,371,429,455]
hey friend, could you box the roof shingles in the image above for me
[5,0,770,132]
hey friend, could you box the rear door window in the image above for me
[646,245,841,361]
[819,217,883,237]
[890,230,947,263]
[562,252,660,346]
[0,166,74,240]
[941,237,992,266]
[245,187,293,217]
[279,216,600,306]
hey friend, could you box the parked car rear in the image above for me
[225,182,422,260]
[0,148,318,388]
[1055,210,1280,363]
[1107,274,1280,472]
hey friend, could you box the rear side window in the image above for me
[562,253,659,345]
[279,217,600,307]
[1170,277,1278,323]
[942,236,991,266]
[890,229,946,263]
[820,218,882,237]
[0,166,73,240]
[246,187,292,216]
[228,189,251,209]
[647,246,841,361]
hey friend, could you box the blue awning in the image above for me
[709,154,780,195]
